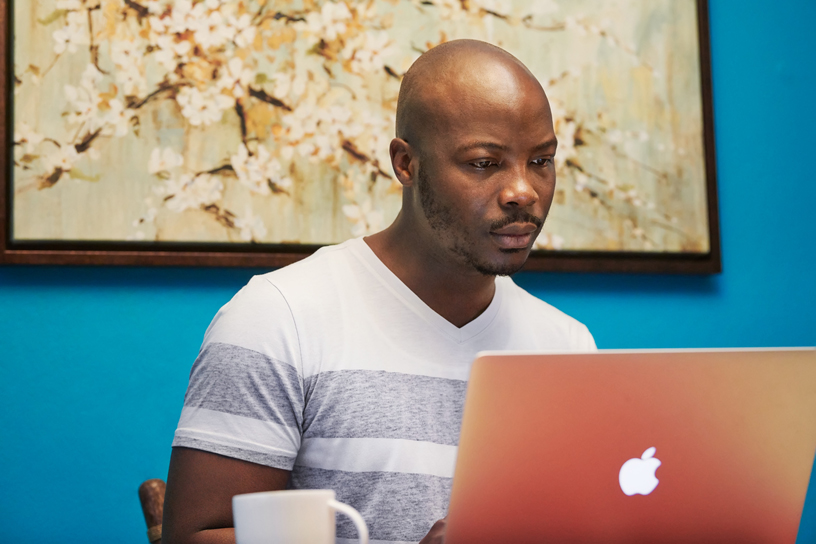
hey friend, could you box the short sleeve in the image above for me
[172,276,304,470]
[573,322,598,351]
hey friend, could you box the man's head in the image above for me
[390,40,557,276]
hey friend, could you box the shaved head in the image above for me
[385,39,557,279]
[395,40,548,151]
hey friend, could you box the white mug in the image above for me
[233,489,369,544]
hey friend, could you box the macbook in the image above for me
[445,349,816,543]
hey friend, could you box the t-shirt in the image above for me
[173,237,596,544]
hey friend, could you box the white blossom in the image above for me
[14,123,45,154]
[43,145,80,173]
[342,31,396,74]
[230,13,256,48]
[102,99,136,138]
[533,232,565,250]
[149,147,185,174]
[217,57,253,98]
[343,198,384,237]
[176,86,234,126]
[300,1,352,42]
[554,117,577,169]
[154,35,193,72]
[53,11,89,55]
[162,173,223,212]
[64,64,105,130]
[110,39,148,96]
[234,207,268,241]
[230,144,291,195]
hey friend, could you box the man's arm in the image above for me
[162,447,292,544]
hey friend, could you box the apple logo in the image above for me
[618,447,661,496]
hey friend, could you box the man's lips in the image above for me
[490,223,538,249]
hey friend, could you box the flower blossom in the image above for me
[342,31,397,74]
[110,39,148,96]
[176,86,234,126]
[533,232,565,250]
[343,198,384,237]
[102,99,136,138]
[14,123,45,154]
[230,144,292,195]
[161,173,223,212]
[64,64,105,129]
[53,11,89,55]
[153,35,193,72]
[300,1,352,42]
[43,145,81,173]
[217,57,254,99]
[149,147,185,175]
[234,207,268,242]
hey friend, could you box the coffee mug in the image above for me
[233,489,369,544]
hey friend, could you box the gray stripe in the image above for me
[172,437,296,470]
[302,370,466,445]
[291,466,450,542]
[184,342,303,430]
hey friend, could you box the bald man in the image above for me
[163,40,595,544]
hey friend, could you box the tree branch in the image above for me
[40,168,64,189]
[235,101,249,148]
[201,204,236,229]
[87,7,109,75]
[124,0,149,20]
[127,82,183,109]
[75,128,103,153]
[342,140,391,180]
[248,87,292,111]
[203,164,235,176]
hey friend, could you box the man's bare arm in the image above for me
[162,447,292,544]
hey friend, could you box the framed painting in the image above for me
[0,0,719,272]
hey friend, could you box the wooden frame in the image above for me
[1,0,720,273]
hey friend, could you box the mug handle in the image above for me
[328,499,369,544]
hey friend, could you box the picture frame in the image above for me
[1,0,720,273]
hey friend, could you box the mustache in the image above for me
[489,211,544,231]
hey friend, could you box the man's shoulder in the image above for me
[207,241,360,335]
[254,239,358,293]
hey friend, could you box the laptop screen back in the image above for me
[445,349,816,544]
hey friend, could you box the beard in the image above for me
[417,164,544,277]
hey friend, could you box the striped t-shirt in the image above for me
[173,237,596,543]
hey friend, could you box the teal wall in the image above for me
[1,1,814,542]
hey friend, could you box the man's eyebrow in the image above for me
[455,138,559,154]
[532,138,558,152]
[456,141,508,153]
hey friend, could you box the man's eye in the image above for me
[471,160,495,169]
[531,157,553,167]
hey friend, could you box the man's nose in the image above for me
[499,168,538,208]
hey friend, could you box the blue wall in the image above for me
[1,1,814,542]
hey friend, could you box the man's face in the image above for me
[412,71,557,276]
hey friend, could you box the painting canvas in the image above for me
[3,0,719,271]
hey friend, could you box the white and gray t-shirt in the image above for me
[173,237,596,544]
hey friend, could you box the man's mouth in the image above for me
[490,223,538,249]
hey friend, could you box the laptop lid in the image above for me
[445,349,816,544]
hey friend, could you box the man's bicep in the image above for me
[162,447,291,544]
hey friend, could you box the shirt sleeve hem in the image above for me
[172,436,296,471]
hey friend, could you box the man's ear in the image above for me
[389,138,416,188]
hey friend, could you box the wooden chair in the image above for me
[139,479,166,544]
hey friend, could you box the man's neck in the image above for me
[364,224,497,329]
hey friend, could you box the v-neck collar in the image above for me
[347,237,504,344]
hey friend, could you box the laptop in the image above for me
[445,348,816,544]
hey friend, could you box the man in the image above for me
[163,39,595,544]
